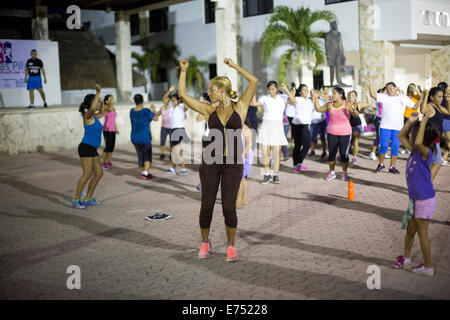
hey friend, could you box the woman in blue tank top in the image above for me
[72,84,105,209]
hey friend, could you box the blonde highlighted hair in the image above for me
[211,76,238,99]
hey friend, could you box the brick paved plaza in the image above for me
[0,136,449,300]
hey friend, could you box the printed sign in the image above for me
[0,40,37,89]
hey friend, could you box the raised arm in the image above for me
[415,112,432,160]
[420,89,430,114]
[178,58,216,116]
[346,100,359,118]
[398,112,419,153]
[313,91,328,113]
[226,58,258,115]
[365,76,377,100]
[280,83,296,105]
[411,91,425,110]
[84,84,101,120]
[163,85,176,105]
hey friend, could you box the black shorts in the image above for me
[133,143,152,167]
[78,143,99,157]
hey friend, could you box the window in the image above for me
[205,0,215,24]
[130,13,139,36]
[149,8,168,33]
[313,70,324,91]
[209,63,217,80]
[243,0,273,18]
[325,0,356,4]
[154,68,168,83]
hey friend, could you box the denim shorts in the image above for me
[431,142,442,164]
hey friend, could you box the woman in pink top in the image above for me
[313,87,359,181]
[101,95,119,169]
[154,85,176,160]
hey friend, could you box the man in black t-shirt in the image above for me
[25,49,47,109]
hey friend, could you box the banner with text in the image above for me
[0,40,37,89]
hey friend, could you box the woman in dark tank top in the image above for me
[420,87,450,181]
[177,57,258,263]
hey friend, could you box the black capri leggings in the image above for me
[199,162,243,229]
[327,133,352,163]
[292,124,311,166]
[103,131,116,153]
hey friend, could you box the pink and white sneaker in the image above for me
[107,161,113,168]
[292,165,301,173]
[341,172,349,181]
[299,164,309,171]
[226,245,239,262]
[198,241,211,259]
[325,171,336,181]
[393,255,411,269]
[102,162,108,169]
[411,264,434,276]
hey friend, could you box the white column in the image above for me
[213,0,241,92]
[115,11,133,102]
[32,5,49,40]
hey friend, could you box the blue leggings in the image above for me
[379,128,400,157]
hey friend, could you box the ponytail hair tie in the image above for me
[432,134,440,145]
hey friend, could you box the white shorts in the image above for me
[257,119,288,146]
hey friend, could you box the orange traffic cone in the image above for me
[348,180,354,200]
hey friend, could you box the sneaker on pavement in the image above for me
[261,174,271,184]
[351,157,357,163]
[369,152,378,161]
[179,168,188,175]
[299,164,309,171]
[146,213,172,221]
[442,160,448,166]
[107,161,113,168]
[320,152,327,160]
[374,164,385,173]
[292,165,301,173]
[141,173,151,180]
[44,102,48,108]
[308,151,316,157]
[198,241,211,259]
[272,175,280,184]
[102,162,108,169]
[411,264,434,276]
[389,166,401,174]
[82,198,101,206]
[400,149,407,154]
[385,154,391,159]
[393,255,411,269]
[196,185,202,191]
[226,245,239,262]
[166,167,176,174]
[325,171,336,181]
[26,105,35,110]
[341,172,349,181]
[72,199,86,209]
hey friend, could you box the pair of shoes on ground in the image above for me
[393,255,434,276]
[141,172,153,180]
[262,174,280,184]
[166,167,188,175]
[26,103,47,109]
[374,164,400,174]
[324,171,348,181]
[71,196,101,210]
[102,162,114,169]
[145,213,172,221]
[198,242,238,262]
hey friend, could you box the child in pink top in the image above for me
[102,95,119,169]
[312,88,359,181]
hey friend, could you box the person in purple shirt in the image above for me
[395,111,449,276]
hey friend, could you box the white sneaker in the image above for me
[400,149,407,154]
[369,152,377,161]
[385,154,391,159]
[442,160,448,166]
[179,168,188,175]
[166,167,176,174]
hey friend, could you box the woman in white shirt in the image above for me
[367,77,423,174]
[281,83,313,172]
[255,81,288,184]
[167,92,190,175]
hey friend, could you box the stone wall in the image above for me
[0,103,206,155]
[431,44,450,87]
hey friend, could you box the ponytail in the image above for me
[79,94,95,116]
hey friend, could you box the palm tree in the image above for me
[132,51,151,93]
[177,56,208,95]
[261,6,337,84]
